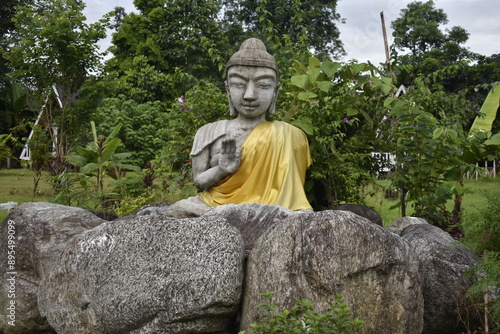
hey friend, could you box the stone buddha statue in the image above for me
[164,38,312,217]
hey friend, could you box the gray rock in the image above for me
[0,202,106,334]
[135,202,169,216]
[88,210,118,221]
[397,223,480,334]
[332,204,383,226]
[387,216,428,235]
[241,210,424,334]
[38,215,244,334]
[202,203,297,257]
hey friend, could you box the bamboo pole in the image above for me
[380,11,392,76]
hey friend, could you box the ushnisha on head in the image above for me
[225,38,280,118]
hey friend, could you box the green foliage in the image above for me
[470,82,500,133]
[461,190,500,330]
[108,0,227,85]
[3,0,109,157]
[59,121,140,209]
[27,126,52,198]
[113,192,157,217]
[384,97,462,225]
[154,81,228,197]
[390,1,482,101]
[225,0,345,60]
[383,76,500,228]
[282,57,393,208]
[0,81,28,135]
[5,0,108,91]
[47,171,95,208]
[241,292,363,334]
[104,55,199,104]
[391,1,450,57]
[94,94,165,166]
[0,134,14,164]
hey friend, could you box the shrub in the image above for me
[241,292,363,334]
[461,190,500,331]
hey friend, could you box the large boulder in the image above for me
[386,216,428,235]
[202,203,296,257]
[38,215,244,334]
[389,220,480,334]
[0,202,106,334]
[332,204,383,226]
[241,210,424,334]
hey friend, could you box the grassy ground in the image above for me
[364,177,500,226]
[1,168,499,224]
[0,169,52,222]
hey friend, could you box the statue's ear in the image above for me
[225,81,237,117]
[267,84,280,118]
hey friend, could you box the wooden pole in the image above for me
[380,11,392,75]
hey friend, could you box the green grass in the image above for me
[364,177,500,226]
[0,169,52,222]
[1,168,499,225]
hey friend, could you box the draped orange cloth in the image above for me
[198,121,312,210]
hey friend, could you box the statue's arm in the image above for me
[192,139,241,190]
[192,147,228,190]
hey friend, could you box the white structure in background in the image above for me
[0,201,18,211]
[19,85,62,161]
[371,152,396,174]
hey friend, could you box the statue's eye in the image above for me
[230,82,245,88]
[258,84,272,89]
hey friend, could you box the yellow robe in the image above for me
[196,121,312,210]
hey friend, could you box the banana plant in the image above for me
[450,82,500,225]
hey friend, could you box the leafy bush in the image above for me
[0,134,14,165]
[461,190,500,331]
[241,292,363,334]
[113,192,157,217]
[153,80,228,200]
[281,57,393,209]
[95,95,165,166]
[52,121,140,210]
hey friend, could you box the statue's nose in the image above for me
[243,82,257,100]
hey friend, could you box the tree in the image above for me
[224,0,345,59]
[108,0,228,88]
[3,0,108,156]
[389,0,495,116]
[0,0,26,89]
[391,0,449,58]
[283,57,394,208]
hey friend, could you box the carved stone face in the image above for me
[226,65,278,120]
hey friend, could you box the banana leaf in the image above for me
[469,82,500,133]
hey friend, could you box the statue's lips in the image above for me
[241,104,259,110]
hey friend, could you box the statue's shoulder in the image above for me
[191,120,229,156]
[272,120,306,135]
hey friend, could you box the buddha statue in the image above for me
[164,38,312,217]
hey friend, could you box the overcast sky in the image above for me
[83,0,500,65]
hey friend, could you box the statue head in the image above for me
[225,38,280,118]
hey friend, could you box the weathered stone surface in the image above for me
[395,223,479,334]
[332,204,383,226]
[38,215,244,334]
[88,210,119,221]
[241,210,424,334]
[0,202,106,334]
[202,203,296,257]
[386,216,428,235]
